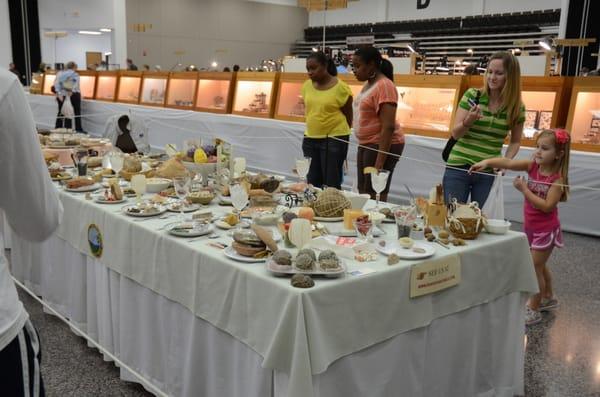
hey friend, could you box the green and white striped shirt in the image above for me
[447,88,525,166]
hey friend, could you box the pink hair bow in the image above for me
[554,129,570,144]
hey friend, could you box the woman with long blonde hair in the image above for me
[443,51,525,206]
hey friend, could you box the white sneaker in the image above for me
[526,307,542,326]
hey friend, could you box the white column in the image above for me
[0,0,12,69]
[111,0,127,69]
[558,0,569,39]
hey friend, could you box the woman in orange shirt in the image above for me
[352,47,404,201]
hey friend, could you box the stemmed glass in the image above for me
[108,152,124,177]
[229,184,249,232]
[353,217,374,244]
[295,157,311,184]
[130,174,147,205]
[371,170,390,210]
[173,176,191,223]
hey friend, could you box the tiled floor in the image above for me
[14,226,600,396]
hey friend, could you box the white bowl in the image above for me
[145,177,171,193]
[343,191,370,209]
[183,161,217,182]
[485,219,511,235]
[366,211,386,225]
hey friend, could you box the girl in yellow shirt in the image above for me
[301,52,353,189]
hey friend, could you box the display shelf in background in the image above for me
[566,77,600,152]
[42,71,56,95]
[274,73,305,122]
[30,73,43,95]
[140,72,168,107]
[116,71,142,104]
[195,72,235,114]
[94,71,118,102]
[166,72,198,110]
[79,70,97,99]
[232,72,279,118]
[466,76,572,146]
[394,75,463,139]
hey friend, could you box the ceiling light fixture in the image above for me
[539,37,553,51]
[78,30,101,35]
[100,28,112,32]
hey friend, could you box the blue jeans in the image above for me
[302,135,349,189]
[442,165,495,207]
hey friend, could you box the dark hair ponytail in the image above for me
[354,47,394,81]
[306,51,338,76]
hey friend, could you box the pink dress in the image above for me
[523,162,563,250]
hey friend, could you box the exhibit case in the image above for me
[166,72,198,109]
[232,72,279,118]
[94,71,119,101]
[465,76,571,146]
[78,70,97,99]
[195,72,235,114]
[42,72,56,95]
[30,73,43,95]
[274,73,305,122]
[140,72,169,106]
[116,71,142,104]
[394,75,463,139]
[566,77,600,152]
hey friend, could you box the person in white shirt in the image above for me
[54,61,83,132]
[0,69,62,396]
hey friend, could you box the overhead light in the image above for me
[407,44,416,53]
[104,52,112,56]
[100,28,112,32]
[78,30,101,35]
[436,66,449,71]
[539,37,553,51]
[466,48,473,54]
[312,47,319,52]
[211,61,218,68]
[514,48,521,54]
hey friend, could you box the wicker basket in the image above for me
[187,191,215,205]
[447,217,484,240]
[119,169,154,181]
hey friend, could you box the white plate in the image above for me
[167,203,201,213]
[94,197,127,205]
[313,216,344,222]
[122,204,167,217]
[65,183,101,193]
[51,174,72,181]
[101,180,128,188]
[266,258,345,278]
[219,195,232,205]
[375,240,436,260]
[215,219,250,230]
[223,246,267,263]
[168,223,213,237]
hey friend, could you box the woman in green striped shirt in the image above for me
[443,51,525,206]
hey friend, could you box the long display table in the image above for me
[8,183,537,397]
[26,94,600,236]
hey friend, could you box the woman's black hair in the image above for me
[306,51,337,76]
[354,47,394,82]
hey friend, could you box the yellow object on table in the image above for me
[343,209,365,230]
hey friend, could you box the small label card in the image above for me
[336,237,356,246]
[348,267,376,277]
[409,254,461,298]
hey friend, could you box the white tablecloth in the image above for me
[26,94,600,236]
[8,183,537,397]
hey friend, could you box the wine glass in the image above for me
[370,170,390,210]
[130,174,147,205]
[229,184,249,231]
[353,217,374,244]
[173,176,191,223]
[109,152,124,177]
[295,157,311,184]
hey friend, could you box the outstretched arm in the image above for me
[469,157,531,173]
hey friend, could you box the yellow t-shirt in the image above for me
[301,79,352,138]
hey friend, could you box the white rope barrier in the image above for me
[11,277,170,397]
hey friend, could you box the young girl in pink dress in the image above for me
[470,129,571,326]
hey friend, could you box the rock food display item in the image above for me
[155,158,188,179]
[291,273,314,288]
[272,250,292,268]
[318,250,341,271]
[311,188,351,218]
[231,229,267,257]
[294,253,315,271]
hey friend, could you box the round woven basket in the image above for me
[447,218,484,240]
[119,169,154,181]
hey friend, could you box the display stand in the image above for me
[116,71,143,104]
[232,72,279,118]
[140,71,169,107]
[195,72,235,114]
[566,77,600,152]
[274,73,306,122]
[94,71,119,102]
[166,72,199,110]
[42,71,57,95]
[78,70,98,99]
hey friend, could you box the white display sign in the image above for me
[346,36,375,45]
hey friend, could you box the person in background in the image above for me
[8,63,23,84]
[579,66,590,76]
[223,67,231,72]
[301,51,353,189]
[443,51,525,207]
[463,64,479,75]
[126,58,138,71]
[470,129,571,326]
[233,64,240,72]
[54,61,83,132]
[0,68,62,397]
[336,58,350,74]
[352,47,404,201]
[142,64,150,71]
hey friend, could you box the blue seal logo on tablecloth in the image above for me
[87,224,103,258]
